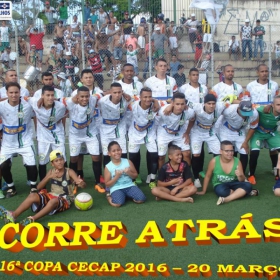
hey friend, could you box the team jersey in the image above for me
[118,79,143,100]
[212,81,243,101]
[71,87,103,97]
[191,102,226,132]
[128,100,157,144]
[256,106,280,134]
[179,83,208,103]
[222,104,259,132]
[157,104,195,137]
[0,98,34,148]
[33,88,64,100]
[0,86,29,98]
[28,98,66,144]
[65,96,99,139]
[246,80,279,103]
[98,95,129,137]
[144,75,177,99]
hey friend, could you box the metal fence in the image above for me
[2,19,280,94]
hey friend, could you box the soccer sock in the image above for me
[92,161,101,184]
[103,155,111,167]
[149,152,158,182]
[270,153,278,169]
[249,150,260,176]
[0,158,13,184]
[146,151,151,174]
[239,154,248,174]
[26,165,38,188]
[39,164,47,181]
[77,170,84,178]
[69,162,78,174]
[129,152,141,173]
[192,156,201,179]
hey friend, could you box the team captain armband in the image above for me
[3,124,26,135]
[72,119,92,129]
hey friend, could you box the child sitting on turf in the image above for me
[0,150,85,225]
[104,141,146,207]
[151,144,196,202]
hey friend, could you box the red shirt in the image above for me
[29,33,44,50]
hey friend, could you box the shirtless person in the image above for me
[167,21,179,58]
[112,29,124,60]
[107,11,118,51]
[54,20,66,47]
[18,36,27,57]
[137,18,146,61]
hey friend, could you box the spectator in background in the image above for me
[124,32,139,50]
[274,40,280,75]
[46,45,59,75]
[197,54,211,86]
[57,72,73,97]
[240,19,253,61]
[0,21,10,53]
[173,64,186,90]
[71,15,81,38]
[113,29,124,60]
[228,35,240,61]
[151,27,168,60]
[169,55,180,77]
[87,49,104,89]
[18,36,27,57]
[194,28,203,65]
[202,18,212,53]
[253,19,265,60]
[98,7,107,29]
[90,8,98,25]
[27,44,39,67]
[57,0,68,25]
[154,15,166,34]
[184,13,198,52]
[126,44,139,76]
[54,20,66,48]
[42,1,56,34]
[1,46,13,69]
[83,1,91,24]
[26,25,46,64]
[53,37,63,56]
[137,17,147,61]
[167,21,179,58]
[122,11,133,41]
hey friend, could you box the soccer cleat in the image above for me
[0,190,4,199]
[5,188,17,198]
[135,175,142,185]
[20,216,34,226]
[194,178,202,188]
[100,175,105,184]
[149,181,157,189]
[95,183,106,193]
[248,175,256,185]
[4,210,15,224]
[249,189,259,196]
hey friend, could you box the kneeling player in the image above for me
[151,145,196,202]
[0,150,85,225]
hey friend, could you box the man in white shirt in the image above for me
[228,35,240,60]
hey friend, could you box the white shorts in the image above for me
[203,33,212,43]
[157,134,190,156]
[190,130,220,155]
[128,139,157,153]
[69,135,100,156]
[0,145,36,166]
[101,135,127,156]
[38,142,66,165]
[169,36,178,49]
[138,36,145,49]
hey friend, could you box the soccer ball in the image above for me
[74,193,93,211]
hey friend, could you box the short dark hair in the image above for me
[42,85,54,94]
[122,63,134,70]
[221,140,234,149]
[256,63,268,71]
[168,144,181,155]
[77,86,90,93]
[223,64,234,72]
[178,64,184,71]
[108,141,120,151]
[140,87,152,95]
[189,67,199,74]
[172,92,185,101]
[110,82,122,89]
[155,58,167,65]
[256,19,261,23]
[41,72,53,80]
[81,69,94,78]
[6,82,20,91]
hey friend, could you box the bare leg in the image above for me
[13,193,40,219]
[182,150,191,166]
[151,187,193,202]
[106,194,121,207]
[158,155,166,171]
[174,185,197,198]
[32,198,59,221]
[223,189,246,203]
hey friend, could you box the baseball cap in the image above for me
[245,19,250,23]
[89,49,95,54]
[155,27,161,31]
[50,150,63,162]
[140,18,146,23]
[204,93,217,103]
[65,51,71,56]
[57,72,66,79]
[239,100,253,116]
[191,13,195,17]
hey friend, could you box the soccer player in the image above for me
[104,141,146,207]
[219,100,259,174]
[179,67,208,103]
[128,87,159,186]
[197,140,258,205]
[0,150,85,225]
[151,144,196,202]
[157,92,195,169]
[0,82,38,198]
[27,85,66,180]
[66,86,104,193]
[144,58,177,99]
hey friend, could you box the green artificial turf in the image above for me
[0,148,279,279]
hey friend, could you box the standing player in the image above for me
[144,58,177,100]
[0,82,38,198]
[128,87,159,187]
[246,64,279,177]
[157,93,195,169]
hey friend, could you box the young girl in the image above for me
[104,141,146,207]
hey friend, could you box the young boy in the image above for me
[151,144,196,202]
[126,44,139,76]
[104,141,146,207]
[173,64,186,90]
[0,150,85,225]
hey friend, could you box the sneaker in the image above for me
[100,175,105,184]
[249,189,259,196]
[243,57,246,61]
[0,190,4,199]
[2,182,8,191]
[20,216,34,226]
[4,210,15,224]
[135,175,142,185]
[194,178,202,188]
[273,167,278,176]
[146,174,151,184]
[95,183,106,193]
[199,171,206,179]
[149,181,157,189]
[248,175,256,185]
[217,197,225,205]
[5,188,17,198]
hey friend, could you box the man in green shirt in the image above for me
[197,140,258,205]
[253,19,265,59]
[244,95,280,184]
[57,0,68,25]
